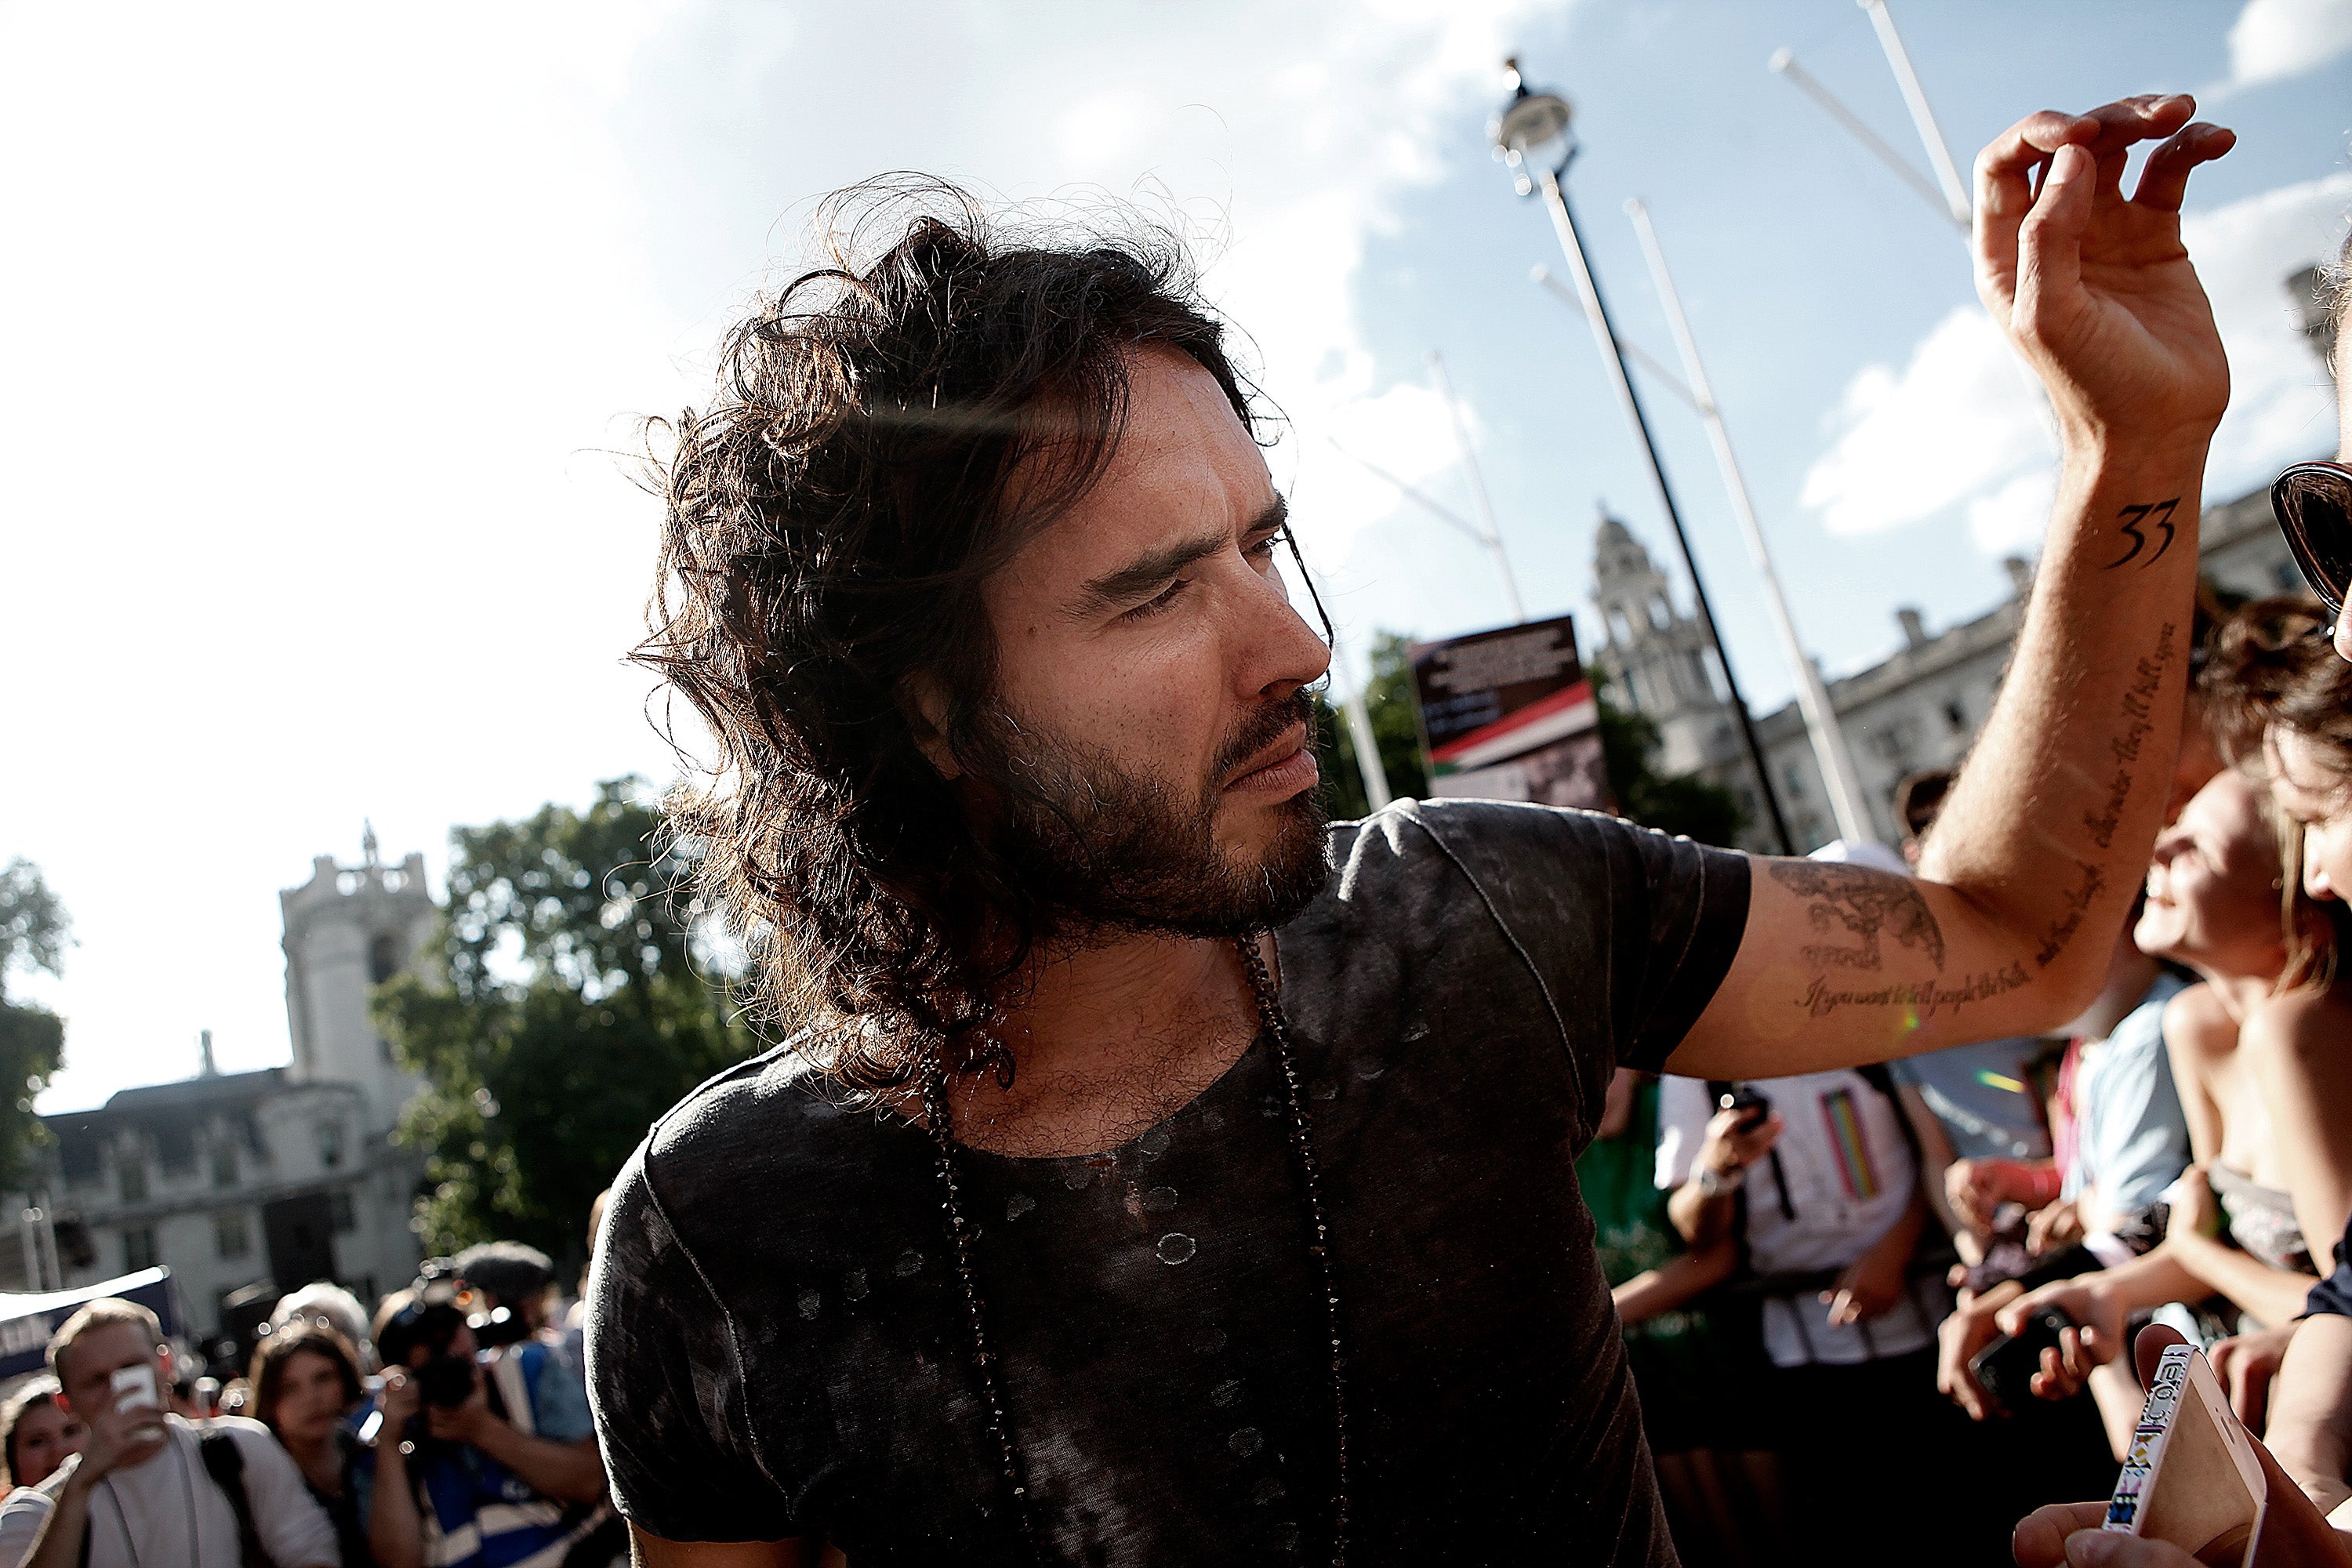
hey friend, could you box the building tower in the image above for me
[279,826,434,1137]
[1589,506,1725,775]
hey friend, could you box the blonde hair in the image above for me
[45,1298,162,1388]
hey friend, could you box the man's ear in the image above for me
[900,673,963,781]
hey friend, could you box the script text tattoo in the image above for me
[2082,622,2179,853]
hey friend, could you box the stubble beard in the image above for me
[973,688,1333,948]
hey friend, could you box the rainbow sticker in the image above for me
[1820,1087,1881,1201]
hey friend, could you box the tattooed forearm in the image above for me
[1765,861,1947,972]
[2106,499,2180,570]
[1797,963,2029,1022]
[2082,622,2177,851]
[2034,859,2108,970]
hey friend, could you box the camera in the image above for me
[417,1352,477,1409]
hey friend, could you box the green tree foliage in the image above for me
[0,859,71,1191]
[376,780,751,1265]
[1312,635,1747,848]
[1315,632,1431,819]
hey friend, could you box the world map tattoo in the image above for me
[1765,860,1947,972]
[2106,498,2180,570]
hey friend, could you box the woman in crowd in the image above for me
[0,1378,82,1492]
[250,1323,373,1567]
[2000,671,2352,1407]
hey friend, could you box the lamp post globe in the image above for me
[1489,60,1574,194]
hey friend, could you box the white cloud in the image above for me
[1965,470,2058,556]
[2224,0,2352,90]
[1798,306,2051,537]
[1799,172,2350,550]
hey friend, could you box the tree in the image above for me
[0,859,71,1191]
[376,779,753,1265]
[1313,634,1747,848]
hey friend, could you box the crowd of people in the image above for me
[1578,584,2352,1563]
[0,1232,620,1568]
[10,83,2347,1566]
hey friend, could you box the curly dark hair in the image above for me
[634,179,1269,1094]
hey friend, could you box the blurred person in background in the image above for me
[1937,909,2191,1450]
[273,1286,378,1375]
[0,1299,336,1568]
[0,1381,81,1494]
[365,1278,611,1568]
[1891,769,2063,1265]
[451,1243,593,1450]
[250,1325,372,1568]
[1998,761,2352,1426]
[1577,1068,1780,1566]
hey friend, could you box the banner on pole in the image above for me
[1407,615,1610,813]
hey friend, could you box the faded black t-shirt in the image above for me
[586,800,1751,1566]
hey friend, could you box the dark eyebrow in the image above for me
[1066,496,1288,620]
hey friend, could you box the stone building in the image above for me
[3,832,434,1334]
[1592,480,2308,854]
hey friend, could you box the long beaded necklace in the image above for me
[918,930,1352,1565]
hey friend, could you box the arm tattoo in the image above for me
[1765,860,1947,972]
[2106,498,2180,570]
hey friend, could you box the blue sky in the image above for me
[4,0,2348,1110]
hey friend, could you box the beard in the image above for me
[969,688,1333,946]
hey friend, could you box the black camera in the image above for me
[417,1352,477,1409]
[1718,1086,1773,1129]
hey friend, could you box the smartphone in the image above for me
[1969,1306,2074,1413]
[1717,1087,1773,1131]
[110,1363,165,1439]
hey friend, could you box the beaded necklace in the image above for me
[917,931,1351,1565]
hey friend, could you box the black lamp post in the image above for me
[1491,60,1795,855]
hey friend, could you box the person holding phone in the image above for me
[0,1298,337,1568]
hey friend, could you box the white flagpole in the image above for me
[1626,198,1877,845]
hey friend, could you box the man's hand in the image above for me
[1699,1107,1783,1181]
[1824,1207,1919,1327]
[2028,1197,2087,1256]
[2013,1502,2204,1567]
[1974,95,2234,452]
[375,1368,422,1445]
[69,1395,168,1488]
[1940,1281,2026,1421]
[2166,1163,2220,1240]
[1950,1158,2026,1236]
[2211,1320,2303,1438]
[1998,1276,2127,1401]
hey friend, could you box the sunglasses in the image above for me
[2273,460,2352,616]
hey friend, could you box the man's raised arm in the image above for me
[1671,95,2235,1081]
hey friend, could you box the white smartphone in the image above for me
[109,1363,159,1414]
[2104,1341,2268,1562]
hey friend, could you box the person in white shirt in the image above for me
[0,1299,338,1568]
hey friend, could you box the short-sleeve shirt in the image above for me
[1654,1070,1940,1367]
[0,1416,338,1568]
[2059,973,2190,1219]
[587,800,1750,1566]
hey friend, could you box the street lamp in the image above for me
[1490,60,1796,855]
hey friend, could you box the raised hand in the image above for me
[1974,96,2234,452]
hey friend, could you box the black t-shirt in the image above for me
[586,800,1751,1566]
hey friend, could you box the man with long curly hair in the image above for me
[590,96,2238,1566]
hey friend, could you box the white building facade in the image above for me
[4,834,434,1334]
[1593,481,2308,854]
